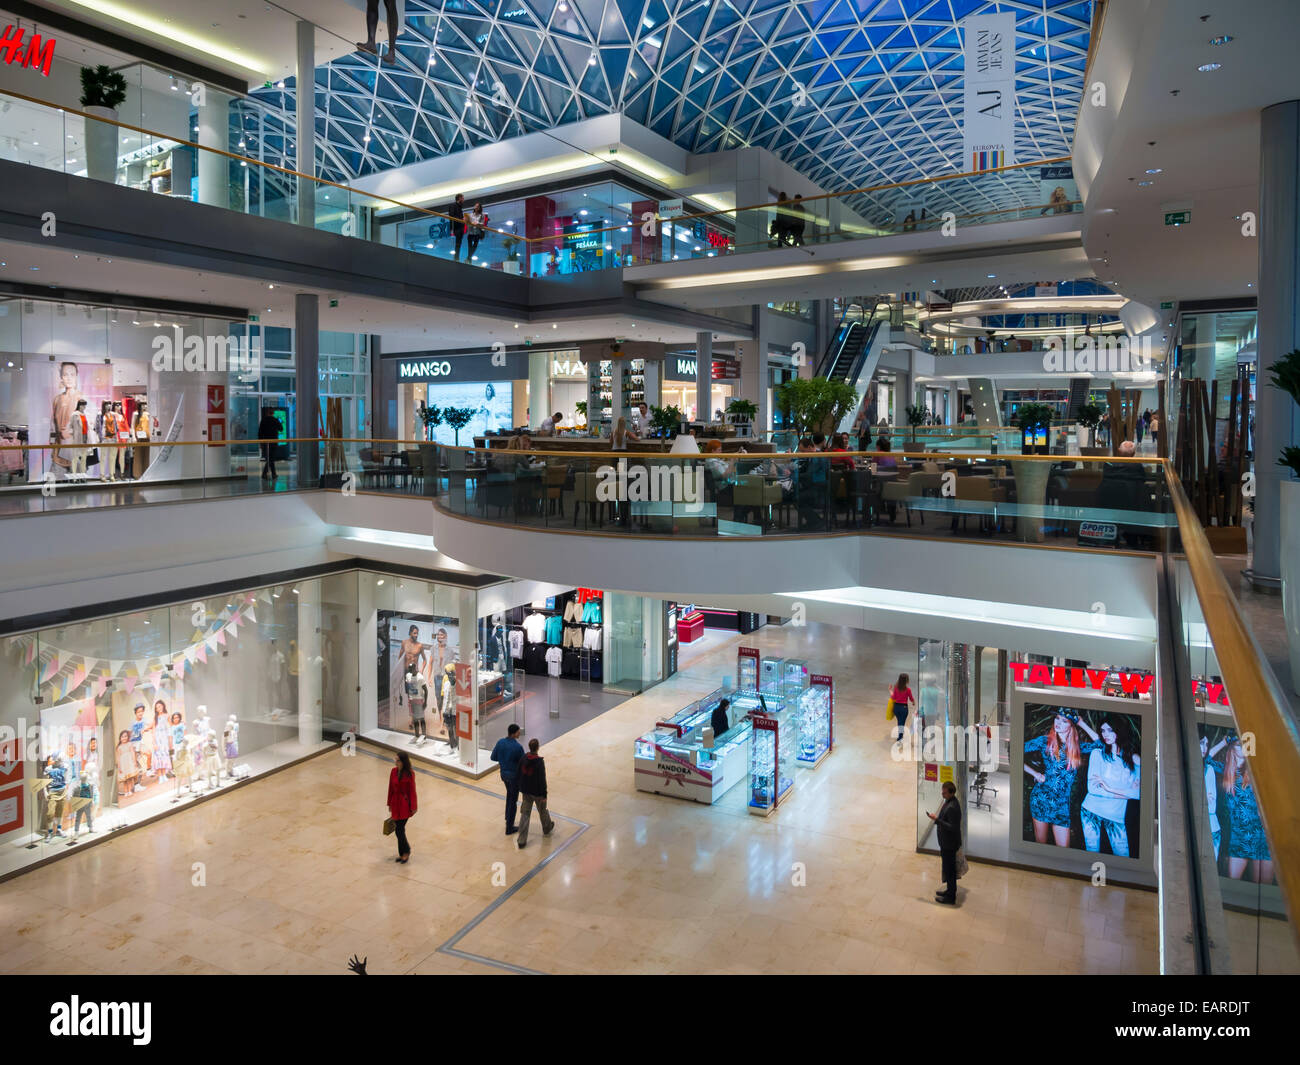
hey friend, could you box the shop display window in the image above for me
[0,579,334,880]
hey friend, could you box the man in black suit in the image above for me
[448,193,466,261]
[927,781,962,904]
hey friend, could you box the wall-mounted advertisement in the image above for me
[420,382,512,445]
[1010,686,1152,873]
[376,612,460,742]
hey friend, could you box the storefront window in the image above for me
[0,578,334,879]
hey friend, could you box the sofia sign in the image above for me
[595,458,704,512]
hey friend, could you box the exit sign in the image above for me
[1160,301,1173,309]
[1164,210,1191,226]
[249,314,260,322]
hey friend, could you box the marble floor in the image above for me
[0,622,1160,975]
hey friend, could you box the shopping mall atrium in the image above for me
[0,0,1296,993]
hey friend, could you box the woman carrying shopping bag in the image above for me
[889,672,916,742]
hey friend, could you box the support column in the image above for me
[456,588,477,769]
[528,351,549,429]
[1253,101,1300,585]
[295,293,320,487]
[297,580,322,748]
[695,331,712,423]
[296,20,315,228]
[197,88,232,209]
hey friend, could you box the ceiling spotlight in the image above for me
[1209,35,1233,45]
[986,273,996,278]
[1145,168,1162,174]
[1138,180,1153,186]
[1197,62,1221,72]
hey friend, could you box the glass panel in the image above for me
[604,591,645,693]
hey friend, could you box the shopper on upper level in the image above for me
[448,193,466,261]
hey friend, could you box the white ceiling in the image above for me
[1073,0,1298,306]
[0,238,747,348]
[32,0,366,84]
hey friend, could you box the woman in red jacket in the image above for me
[387,752,417,863]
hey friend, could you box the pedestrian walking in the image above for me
[516,738,555,848]
[926,781,963,904]
[466,202,488,260]
[889,671,916,742]
[490,723,525,835]
[257,407,281,481]
[448,193,466,261]
[386,751,417,863]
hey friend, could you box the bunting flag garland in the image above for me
[123,676,136,695]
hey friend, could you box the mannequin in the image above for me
[403,669,429,746]
[194,705,211,737]
[43,753,68,840]
[113,401,131,479]
[202,728,222,789]
[172,732,194,797]
[75,739,99,834]
[70,399,90,480]
[189,718,208,789]
[132,400,156,478]
[222,715,239,775]
[440,663,458,751]
[268,640,287,716]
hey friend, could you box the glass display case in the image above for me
[782,659,809,695]
[797,675,833,768]
[633,688,758,804]
[759,655,784,694]
[737,646,759,690]
[748,701,795,815]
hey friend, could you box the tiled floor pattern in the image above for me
[0,623,1159,975]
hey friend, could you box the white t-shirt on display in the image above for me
[508,629,524,659]
[522,613,547,643]
[545,646,563,677]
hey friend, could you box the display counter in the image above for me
[749,702,796,815]
[796,676,833,768]
[633,688,778,804]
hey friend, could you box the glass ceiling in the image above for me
[247,0,1092,223]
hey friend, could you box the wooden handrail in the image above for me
[1165,462,1300,945]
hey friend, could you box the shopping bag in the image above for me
[382,817,395,836]
[956,847,969,879]
[885,698,895,721]
[86,449,99,468]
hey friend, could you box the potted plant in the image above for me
[649,404,685,439]
[1015,402,1055,456]
[725,397,758,436]
[1076,402,1105,449]
[775,377,859,439]
[442,406,475,447]
[417,401,443,442]
[80,65,128,183]
[574,400,587,429]
[904,404,927,450]
[503,237,521,275]
[1271,349,1300,694]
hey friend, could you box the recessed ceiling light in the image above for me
[1210,35,1233,46]
[986,273,996,278]
[1138,180,1153,186]
[1198,62,1221,72]
[1145,168,1162,174]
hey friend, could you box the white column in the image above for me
[528,351,549,429]
[197,88,232,209]
[296,20,315,228]
[695,331,712,423]
[457,588,478,769]
[297,580,322,749]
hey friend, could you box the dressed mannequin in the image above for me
[172,733,194,797]
[222,715,239,776]
[202,728,222,789]
[268,640,287,716]
[97,401,117,482]
[403,670,429,746]
[113,401,131,479]
[440,663,458,751]
[132,400,156,478]
[43,753,68,840]
[189,719,207,789]
[70,399,90,480]
[75,741,99,834]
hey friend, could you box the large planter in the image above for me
[1282,479,1300,696]
[1013,461,1051,543]
[1076,424,1092,449]
[84,105,120,183]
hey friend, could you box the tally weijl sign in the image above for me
[595,459,704,512]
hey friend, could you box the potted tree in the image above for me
[775,377,859,439]
[80,65,128,183]
[1015,402,1055,456]
[649,404,685,439]
[904,404,928,451]
[417,401,443,442]
[726,397,758,437]
[1271,349,1300,694]
[1076,402,1105,451]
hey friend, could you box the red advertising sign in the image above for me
[751,714,778,732]
[0,737,21,787]
[454,662,474,740]
[924,763,938,782]
[1009,662,1158,698]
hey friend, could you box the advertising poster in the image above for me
[1196,719,1280,894]
[44,359,113,475]
[108,680,186,808]
[1038,164,1077,215]
[376,612,459,737]
[418,381,512,445]
[962,12,1016,171]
